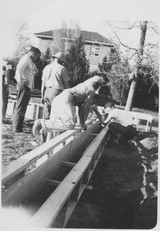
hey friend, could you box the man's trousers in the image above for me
[12,83,31,132]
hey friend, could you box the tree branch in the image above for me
[105,21,138,52]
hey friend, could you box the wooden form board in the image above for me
[2,118,96,185]
[29,125,109,228]
[2,129,80,185]
[2,122,99,206]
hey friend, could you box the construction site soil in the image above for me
[1,116,158,229]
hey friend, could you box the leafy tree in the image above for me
[66,35,90,86]
[41,47,52,68]
[134,64,159,110]
[98,48,130,105]
[134,42,159,110]
[34,48,52,90]
[109,61,130,105]
[98,47,120,73]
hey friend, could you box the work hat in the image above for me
[52,52,67,64]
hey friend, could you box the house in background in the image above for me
[34,28,115,71]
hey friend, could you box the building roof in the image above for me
[35,28,113,45]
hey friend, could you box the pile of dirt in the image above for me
[67,132,158,229]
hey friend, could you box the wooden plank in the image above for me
[6,100,16,116]
[29,180,77,228]
[61,161,75,168]
[2,159,29,185]
[46,179,61,187]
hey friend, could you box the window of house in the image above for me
[90,46,100,56]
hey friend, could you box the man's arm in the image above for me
[103,113,114,125]
[33,63,38,76]
[17,56,30,85]
[78,91,95,129]
[41,81,46,104]
[91,104,103,124]
[61,68,69,89]
[41,68,47,104]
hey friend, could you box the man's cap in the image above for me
[52,52,67,64]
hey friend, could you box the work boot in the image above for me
[32,119,42,135]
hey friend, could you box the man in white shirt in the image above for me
[33,76,105,142]
[104,102,138,144]
[41,52,69,119]
[12,46,41,133]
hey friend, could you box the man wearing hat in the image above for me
[41,51,69,119]
[12,46,41,133]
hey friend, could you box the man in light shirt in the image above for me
[103,102,138,144]
[41,52,69,119]
[12,46,41,133]
[33,76,105,142]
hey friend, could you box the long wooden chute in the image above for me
[2,118,109,228]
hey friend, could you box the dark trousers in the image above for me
[2,84,9,118]
[43,88,61,119]
[108,122,137,143]
[12,83,31,131]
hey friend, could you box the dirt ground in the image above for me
[2,118,40,166]
[67,130,158,229]
[1,115,159,229]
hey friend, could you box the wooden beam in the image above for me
[46,179,61,187]
[61,161,75,168]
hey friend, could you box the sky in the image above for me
[0,0,159,58]
[0,0,54,27]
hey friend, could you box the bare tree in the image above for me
[14,19,32,59]
[125,21,148,110]
[3,19,33,68]
[52,22,80,54]
[106,21,159,111]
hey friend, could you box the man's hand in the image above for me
[100,123,106,128]
[22,79,29,85]
[82,124,87,130]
